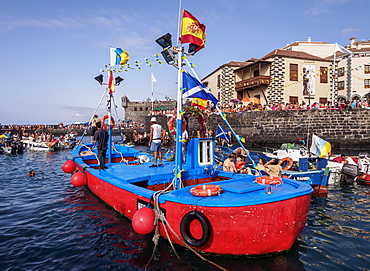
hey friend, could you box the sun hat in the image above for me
[150,117,157,123]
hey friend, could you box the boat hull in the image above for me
[80,166,311,256]
[356,173,370,185]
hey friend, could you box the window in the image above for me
[140,107,143,111]
[365,79,370,89]
[290,64,298,81]
[320,67,328,83]
[289,96,298,104]
[338,81,345,90]
[338,67,344,77]
[365,65,370,74]
[253,70,259,77]
[217,74,221,88]
[319,97,327,104]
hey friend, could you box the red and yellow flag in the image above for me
[191,98,208,110]
[108,70,115,94]
[181,10,206,52]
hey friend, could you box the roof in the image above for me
[234,59,272,71]
[262,49,331,61]
[282,41,330,50]
[202,61,250,80]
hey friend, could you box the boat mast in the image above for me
[174,2,184,190]
[107,70,113,164]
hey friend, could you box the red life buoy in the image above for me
[255,176,283,185]
[190,184,222,197]
[167,116,187,135]
[278,157,293,170]
[102,115,115,130]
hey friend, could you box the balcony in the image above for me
[235,75,270,91]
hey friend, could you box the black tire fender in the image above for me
[180,210,211,247]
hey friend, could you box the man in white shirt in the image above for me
[148,117,165,167]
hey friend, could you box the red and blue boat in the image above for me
[65,137,312,256]
[63,8,313,257]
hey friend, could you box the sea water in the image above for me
[0,149,369,271]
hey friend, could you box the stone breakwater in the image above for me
[3,108,370,151]
[154,108,370,151]
[202,108,370,151]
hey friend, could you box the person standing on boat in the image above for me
[93,122,108,170]
[148,117,165,167]
[91,115,101,142]
[4,130,11,147]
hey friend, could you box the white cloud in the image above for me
[304,0,351,16]
[341,27,360,35]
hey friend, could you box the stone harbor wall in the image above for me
[152,108,369,152]
[201,108,370,151]
[3,108,370,151]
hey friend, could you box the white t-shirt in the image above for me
[151,123,162,142]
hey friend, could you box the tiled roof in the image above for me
[262,49,330,61]
[202,61,249,80]
[282,41,330,50]
[224,61,250,67]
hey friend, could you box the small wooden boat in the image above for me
[63,7,313,257]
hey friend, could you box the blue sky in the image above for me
[0,0,367,124]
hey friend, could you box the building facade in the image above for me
[202,61,251,104]
[235,49,333,105]
[337,37,370,101]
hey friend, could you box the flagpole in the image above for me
[151,74,154,111]
[107,69,113,164]
[174,3,183,190]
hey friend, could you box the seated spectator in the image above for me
[264,158,282,177]
[223,154,236,172]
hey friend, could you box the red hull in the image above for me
[357,173,370,185]
[83,169,311,256]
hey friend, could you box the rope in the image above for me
[145,188,228,271]
[111,145,128,163]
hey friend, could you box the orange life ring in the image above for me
[102,115,115,130]
[167,116,187,135]
[278,157,293,170]
[47,139,59,148]
[190,184,222,197]
[255,176,283,185]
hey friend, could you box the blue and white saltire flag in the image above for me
[182,71,218,107]
[310,134,332,158]
[216,125,229,142]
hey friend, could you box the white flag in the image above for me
[151,73,157,82]
[334,43,352,55]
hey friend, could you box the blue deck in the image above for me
[73,141,313,208]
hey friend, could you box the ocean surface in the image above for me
[0,148,369,271]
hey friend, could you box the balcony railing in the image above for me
[235,75,270,91]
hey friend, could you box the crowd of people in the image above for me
[217,99,370,113]
[0,129,77,148]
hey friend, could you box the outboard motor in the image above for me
[340,164,359,185]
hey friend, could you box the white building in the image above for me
[336,37,370,101]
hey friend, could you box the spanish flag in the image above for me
[108,70,115,94]
[181,10,206,52]
[191,98,208,110]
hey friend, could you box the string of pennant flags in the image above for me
[101,51,196,73]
